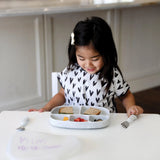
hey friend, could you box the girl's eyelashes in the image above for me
[79,58,99,61]
[79,58,85,61]
[92,58,99,61]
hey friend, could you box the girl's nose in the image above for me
[85,60,92,67]
[86,60,91,67]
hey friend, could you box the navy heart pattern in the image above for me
[57,64,130,113]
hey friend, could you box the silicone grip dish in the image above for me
[49,106,110,129]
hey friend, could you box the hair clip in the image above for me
[71,32,75,45]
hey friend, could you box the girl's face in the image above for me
[76,44,104,74]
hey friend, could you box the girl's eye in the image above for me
[92,58,99,61]
[79,58,85,61]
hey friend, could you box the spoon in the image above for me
[16,117,30,131]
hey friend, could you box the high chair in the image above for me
[51,72,59,97]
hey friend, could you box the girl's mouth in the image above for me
[87,68,95,72]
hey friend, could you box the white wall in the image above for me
[119,5,160,92]
[0,15,52,111]
[0,5,160,111]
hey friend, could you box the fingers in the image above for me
[127,105,144,117]
[28,108,45,112]
[39,108,45,112]
[28,109,38,112]
[138,106,144,114]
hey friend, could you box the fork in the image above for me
[16,117,30,131]
[121,115,137,128]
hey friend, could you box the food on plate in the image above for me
[74,117,88,122]
[59,107,73,114]
[94,119,103,122]
[83,107,101,115]
[63,117,69,121]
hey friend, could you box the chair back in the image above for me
[51,72,59,97]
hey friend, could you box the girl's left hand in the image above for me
[127,105,144,117]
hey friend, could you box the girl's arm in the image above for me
[28,87,65,112]
[119,90,144,117]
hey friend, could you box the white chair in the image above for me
[51,72,59,97]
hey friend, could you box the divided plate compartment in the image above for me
[49,106,110,129]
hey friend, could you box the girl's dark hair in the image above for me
[68,16,121,89]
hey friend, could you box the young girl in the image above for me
[29,16,143,117]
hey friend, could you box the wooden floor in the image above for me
[116,86,160,114]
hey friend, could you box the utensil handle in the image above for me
[20,117,30,127]
[127,115,137,123]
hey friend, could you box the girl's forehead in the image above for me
[76,45,100,57]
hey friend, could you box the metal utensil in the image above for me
[16,117,30,131]
[121,115,137,128]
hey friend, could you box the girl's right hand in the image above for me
[28,108,46,112]
[126,105,144,117]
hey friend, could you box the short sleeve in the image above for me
[57,67,68,89]
[113,68,130,97]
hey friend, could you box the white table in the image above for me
[0,111,160,160]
